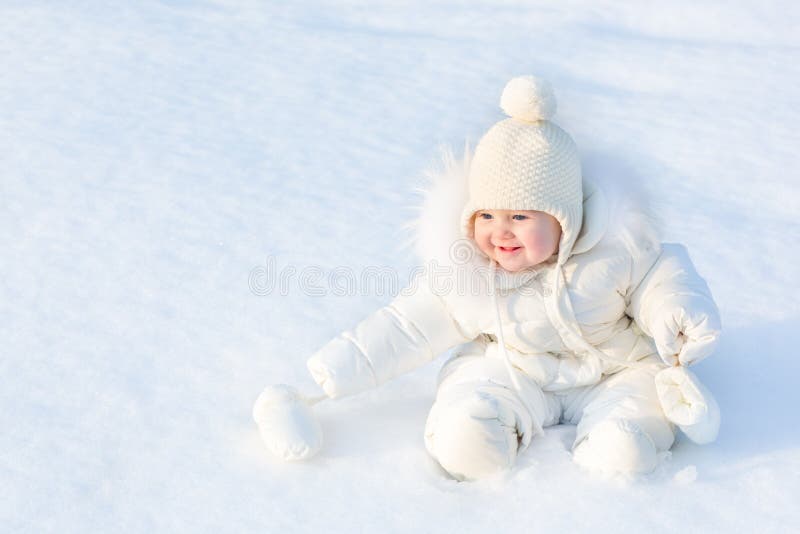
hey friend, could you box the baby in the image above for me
[254,76,722,480]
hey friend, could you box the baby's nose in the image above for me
[495,226,514,237]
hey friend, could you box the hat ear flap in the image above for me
[466,212,477,239]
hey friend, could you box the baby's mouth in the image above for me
[497,246,521,254]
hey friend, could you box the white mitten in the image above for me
[655,367,720,444]
[252,384,324,461]
[649,300,721,367]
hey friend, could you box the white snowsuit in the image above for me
[306,156,721,480]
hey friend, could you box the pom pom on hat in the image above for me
[500,76,557,122]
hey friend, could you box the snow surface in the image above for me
[2,1,799,532]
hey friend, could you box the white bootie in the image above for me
[655,366,720,444]
[252,384,324,461]
[425,390,521,481]
[573,419,660,475]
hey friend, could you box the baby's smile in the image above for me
[473,209,561,272]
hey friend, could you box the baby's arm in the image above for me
[625,243,722,366]
[307,273,472,399]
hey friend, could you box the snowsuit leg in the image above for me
[562,359,675,474]
[424,341,559,480]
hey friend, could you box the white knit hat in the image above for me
[460,76,583,265]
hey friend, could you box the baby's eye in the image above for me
[512,214,529,221]
[478,213,493,220]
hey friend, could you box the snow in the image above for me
[2,1,799,532]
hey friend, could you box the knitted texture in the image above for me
[460,76,583,265]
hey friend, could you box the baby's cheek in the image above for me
[527,242,550,257]
[530,230,558,254]
[475,236,493,257]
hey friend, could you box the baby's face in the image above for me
[472,209,561,272]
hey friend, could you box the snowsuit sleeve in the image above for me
[306,273,472,399]
[625,242,722,365]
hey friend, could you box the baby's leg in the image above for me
[564,361,675,475]
[424,351,556,480]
